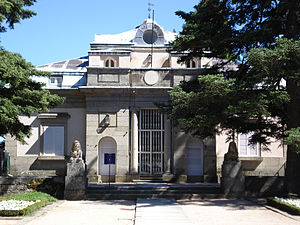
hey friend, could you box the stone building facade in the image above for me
[6,19,286,183]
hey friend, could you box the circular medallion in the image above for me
[144,71,159,86]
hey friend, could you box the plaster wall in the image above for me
[216,132,286,178]
[89,55,102,67]
[119,55,131,67]
[170,57,186,68]
[130,52,169,68]
[7,108,86,176]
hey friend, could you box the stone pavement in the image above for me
[0,198,299,225]
[135,198,194,225]
[179,199,300,225]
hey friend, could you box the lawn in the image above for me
[0,192,57,216]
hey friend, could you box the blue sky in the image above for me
[0,0,199,66]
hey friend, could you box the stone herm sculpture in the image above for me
[70,140,82,163]
[65,139,86,200]
[224,141,239,162]
[221,141,244,198]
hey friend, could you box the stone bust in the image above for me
[224,141,239,162]
[70,140,82,163]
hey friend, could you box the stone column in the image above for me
[164,118,172,174]
[131,109,139,173]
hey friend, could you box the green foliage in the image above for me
[165,71,289,144]
[171,0,235,62]
[0,1,65,143]
[8,191,57,202]
[0,49,65,143]
[246,38,300,88]
[171,0,300,64]
[165,0,300,146]
[267,197,300,215]
[285,127,300,154]
[0,0,37,33]
[165,74,235,139]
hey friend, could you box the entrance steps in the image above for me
[132,175,165,183]
[86,183,223,200]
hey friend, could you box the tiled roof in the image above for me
[37,56,88,72]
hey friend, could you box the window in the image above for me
[186,60,197,68]
[105,59,116,68]
[143,30,158,44]
[49,76,62,87]
[238,133,259,156]
[42,126,64,156]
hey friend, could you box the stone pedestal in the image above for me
[64,160,86,200]
[221,161,245,198]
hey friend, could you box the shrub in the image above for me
[267,197,300,215]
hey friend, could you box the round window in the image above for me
[143,30,158,44]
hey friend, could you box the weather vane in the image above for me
[148,1,154,19]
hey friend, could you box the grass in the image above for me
[0,191,57,216]
[7,192,57,202]
[267,197,300,215]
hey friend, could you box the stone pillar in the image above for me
[64,140,86,200]
[131,109,139,173]
[64,160,86,200]
[163,118,175,182]
[164,118,172,174]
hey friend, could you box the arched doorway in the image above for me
[98,137,116,176]
[186,138,204,177]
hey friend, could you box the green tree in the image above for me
[166,38,297,146]
[0,0,64,143]
[165,0,300,194]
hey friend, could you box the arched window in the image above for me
[192,60,196,68]
[105,59,116,68]
[186,60,197,68]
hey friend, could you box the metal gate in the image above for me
[138,109,164,175]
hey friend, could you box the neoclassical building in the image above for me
[6,19,286,183]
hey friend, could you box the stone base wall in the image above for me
[0,176,65,199]
[217,156,286,180]
[245,176,286,197]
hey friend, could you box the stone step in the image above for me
[87,183,220,190]
[86,188,221,194]
[132,179,165,183]
[86,183,222,200]
[86,193,224,200]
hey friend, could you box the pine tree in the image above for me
[165,0,300,194]
[0,0,64,143]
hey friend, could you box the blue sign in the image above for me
[104,153,115,164]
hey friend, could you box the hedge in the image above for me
[267,197,300,215]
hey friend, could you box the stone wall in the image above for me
[217,156,286,180]
[244,176,286,197]
[0,176,65,199]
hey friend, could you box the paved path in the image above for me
[135,198,194,225]
[179,199,300,225]
[0,198,299,225]
[20,200,135,225]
